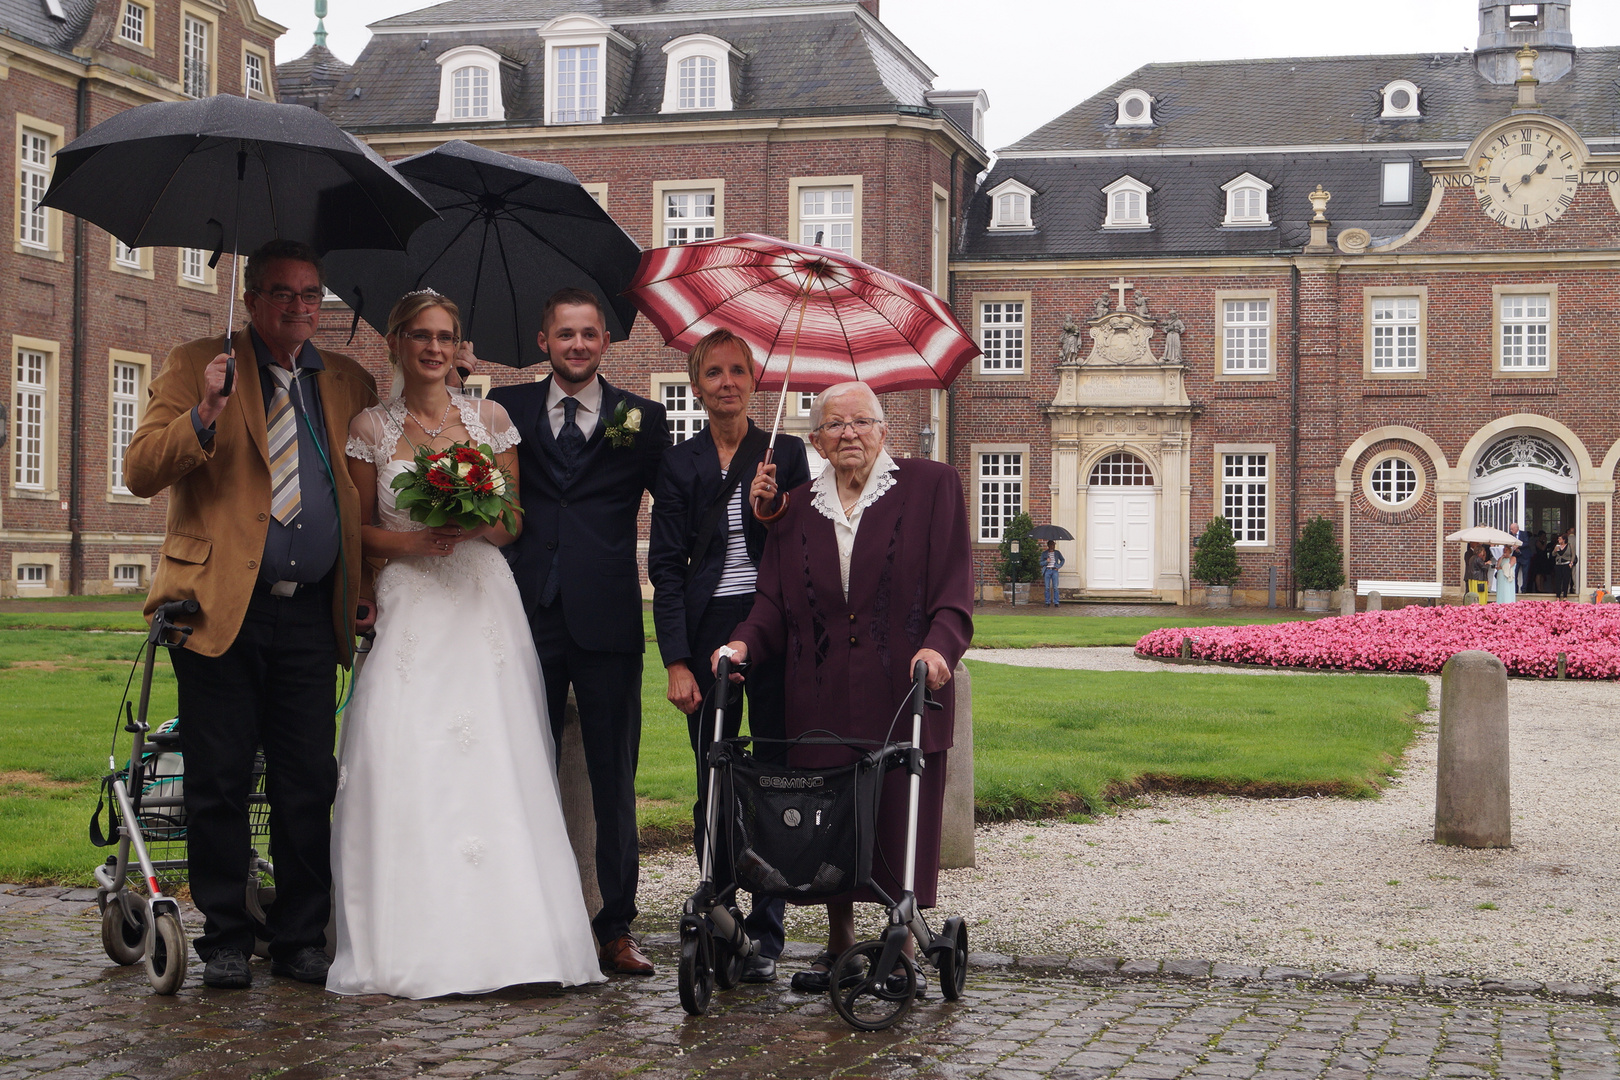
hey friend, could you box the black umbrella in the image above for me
[41,94,437,392]
[1029,525,1074,541]
[323,141,642,369]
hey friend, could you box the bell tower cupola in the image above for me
[1477,1,1575,84]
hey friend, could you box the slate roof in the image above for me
[0,0,97,53]
[277,43,354,88]
[323,8,934,129]
[369,0,847,29]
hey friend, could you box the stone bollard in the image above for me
[1434,651,1511,848]
[1557,652,1567,679]
[1340,590,1356,617]
[558,690,604,919]
[1366,590,1382,612]
[1463,592,1479,605]
[1180,636,1193,659]
[939,661,976,870]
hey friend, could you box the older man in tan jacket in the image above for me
[126,239,376,990]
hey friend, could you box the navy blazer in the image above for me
[489,374,669,654]
[648,420,812,669]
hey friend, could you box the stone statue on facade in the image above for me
[1093,295,1110,319]
[1160,309,1184,363]
[1058,315,1084,365]
[1134,292,1150,318]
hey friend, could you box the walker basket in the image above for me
[716,738,893,902]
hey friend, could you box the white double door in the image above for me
[1087,491,1155,590]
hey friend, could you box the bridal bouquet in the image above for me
[390,440,522,532]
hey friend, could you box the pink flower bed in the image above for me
[1135,601,1620,679]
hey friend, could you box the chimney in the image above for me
[858,0,879,17]
[1476,0,1574,84]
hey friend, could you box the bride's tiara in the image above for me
[402,287,446,300]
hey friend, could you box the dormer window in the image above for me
[661,35,739,113]
[1101,175,1152,228]
[541,14,632,126]
[434,46,506,123]
[986,178,1035,231]
[1114,89,1154,127]
[1221,173,1273,227]
[1380,79,1421,118]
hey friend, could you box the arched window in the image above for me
[434,46,506,123]
[986,178,1036,231]
[1115,88,1154,127]
[1380,79,1421,119]
[452,65,489,118]
[1221,172,1272,227]
[661,34,736,112]
[1102,175,1151,228]
[677,55,716,110]
[1089,452,1153,486]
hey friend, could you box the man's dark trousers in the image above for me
[530,602,643,946]
[170,583,337,961]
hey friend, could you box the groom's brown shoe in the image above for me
[599,935,655,975]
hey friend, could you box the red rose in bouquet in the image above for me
[389,440,521,532]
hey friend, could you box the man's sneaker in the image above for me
[270,946,331,984]
[202,947,252,989]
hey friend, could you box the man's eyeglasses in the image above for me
[814,417,882,437]
[254,288,325,308]
[402,331,461,347]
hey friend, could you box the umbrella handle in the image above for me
[752,447,789,524]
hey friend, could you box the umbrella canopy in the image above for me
[1029,525,1074,541]
[323,141,642,368]
[625,233,981,395]
[41,94,436,255]
[1446,526,1522,546]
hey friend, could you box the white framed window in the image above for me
[1221,453,1269,546]
[119,0,146,46]
[110,360,140,493]
[112,562,143,587]
[976,451,1023,543]
[1499,292,1551,371]
[659,379,707,444]
[581,182,607,207]
[1370,296,1420,371]
[1221,298,1272,374]
[15,564,48,589]
[114,239,142,269]
[798,391,815,414]
[14,348,47,490]
[1381,161,1412,205]
[1380,79,1421,119]
[1368,457,1420,508]
[978,301,1025,374]
[458,375,489,399]
[1221,173,1273,226]
[182,14,210,98]
[19,127,51,250]
[800,186,854,255]
[664,191,715,245]
[180,247,207,284]
[244,51,265,96]
[1101,175,1151,229]
[434,46,506,123]
[986,177,1035,231]
[661,35,737,113]
[554,45,599,123]
[1115,88,1154,126]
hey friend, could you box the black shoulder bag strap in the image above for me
[685,426,769,585]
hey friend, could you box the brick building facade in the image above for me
[952,0,1620,605]
[0,0,283,594]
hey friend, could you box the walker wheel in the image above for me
[829,940,916,1031]
[100,899,145,966]
[938,917,968,1001]
[146,912,187,995]
[247,882,276,960]
[677,930,713,1016]
[712,910,746,991]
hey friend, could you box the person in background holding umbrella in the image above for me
[1465,543,1492,603]
[715,381,973,997]
[648,329,811,984]
[124,240,378,990]
[1040,540,1065,607]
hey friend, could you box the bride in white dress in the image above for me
[329,290,604,998]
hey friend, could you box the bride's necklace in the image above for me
[406,396,455,439]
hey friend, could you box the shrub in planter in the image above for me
[997,512,1041,587]
[1295,515,1346,592]
[1192,516,1240,587]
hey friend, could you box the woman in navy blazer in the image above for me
[648,329,811,982]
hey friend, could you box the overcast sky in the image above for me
[259,0,1620,151]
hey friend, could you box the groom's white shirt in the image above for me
[545,376,602,439]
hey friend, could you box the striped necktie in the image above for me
[267,366,301,525]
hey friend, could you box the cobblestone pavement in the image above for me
[8,904,1620,1080]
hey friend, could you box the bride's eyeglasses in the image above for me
[403,331,461,347]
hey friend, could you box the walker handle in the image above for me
[911,659,929,717]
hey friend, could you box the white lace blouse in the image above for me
[810,449,899,600]
[344,395,521,467]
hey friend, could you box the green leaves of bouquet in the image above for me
[390,440,522,533]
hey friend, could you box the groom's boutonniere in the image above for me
[605,401,642,448]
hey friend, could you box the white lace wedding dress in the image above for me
[328,395,604,998]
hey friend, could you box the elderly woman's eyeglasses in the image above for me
[814,417,882,437]
[402,331,461,347]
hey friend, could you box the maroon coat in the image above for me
[733,457,973,906]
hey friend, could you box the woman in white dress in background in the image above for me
[329,290,603,998]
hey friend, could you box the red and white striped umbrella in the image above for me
[626,233,980,396]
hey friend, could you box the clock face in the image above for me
[1474,125,1580,230]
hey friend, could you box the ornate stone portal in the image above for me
[1043,283,1200,599]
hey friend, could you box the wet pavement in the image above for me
[7,903,1620,1080]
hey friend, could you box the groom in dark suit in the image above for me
[490,288,670,974]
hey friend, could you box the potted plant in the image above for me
[997,512,1041,604]
[1295,515,1345,611]
[1192,516,1240,607]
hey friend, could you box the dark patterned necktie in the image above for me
[557,396,585,485]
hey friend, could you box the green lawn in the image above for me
[0,625,1426,886]
[967,612,1317,649]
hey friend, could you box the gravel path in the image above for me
[641,649,1620,985]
